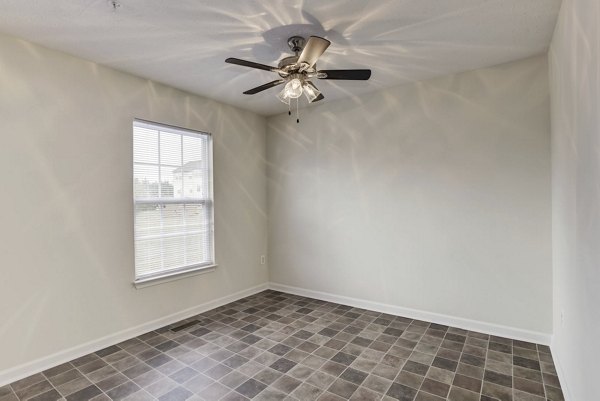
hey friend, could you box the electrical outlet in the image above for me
[260,255,266,265]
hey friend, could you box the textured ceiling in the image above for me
[0,0,561,116]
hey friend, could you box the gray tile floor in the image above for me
[0,290,565,401]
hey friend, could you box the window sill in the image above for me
[133,264,218,289]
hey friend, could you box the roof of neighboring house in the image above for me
[173,160,203,174]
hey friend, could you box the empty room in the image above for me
[0,0,597,400]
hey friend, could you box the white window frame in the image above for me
[132,119,215,287]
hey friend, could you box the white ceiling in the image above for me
[0,0,561,116]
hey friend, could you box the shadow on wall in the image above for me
[267,55,552,334]
[0,34,268,371]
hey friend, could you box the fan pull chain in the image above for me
[296,98,300,123]
[288,102,291,116]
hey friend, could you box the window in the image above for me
[133,119,214,284]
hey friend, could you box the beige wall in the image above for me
[549,0,600,399]
[0,33,268,372]
[267,55,552,335]
[0,27,558,381]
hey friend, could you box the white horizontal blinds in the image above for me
[133,120,213,280]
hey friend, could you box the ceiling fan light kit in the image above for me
[225,35,371,123]
[303,81,322,103]
[281,75,304,100]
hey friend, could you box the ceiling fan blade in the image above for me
[243,80,285,95]
[319,69,371,80]
[297,36,331,67]
[225,57,278,72]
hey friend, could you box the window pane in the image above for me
[134,165,159,198]
[182,163,203,198]
[160,131,182,166]
[186,234,205,265]
[133,127,158,164]
[185,203,204,232]
[135,238,163,275]
[162,204,185,235]
[160,166,176,198]
[162,235,186,270]
[134,204,162,238]
[183,135,205,164]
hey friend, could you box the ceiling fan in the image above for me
[225,36,371,122]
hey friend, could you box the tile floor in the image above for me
[0,290,565,401]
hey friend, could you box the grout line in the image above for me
[480,334,490,399]
[538,345,548,400]
[511,340,515,401]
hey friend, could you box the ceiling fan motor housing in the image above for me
[278,56,299,69]
[287,36,305,54]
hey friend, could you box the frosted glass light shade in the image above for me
[277,88,291,104]
[303,81,321,103]
[283,78,303,99]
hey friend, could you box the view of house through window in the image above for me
[133,120,214,282]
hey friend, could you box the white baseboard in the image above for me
[0,283,269,387]
[268,282,552,345]
[1,281,554,388]
[550,340,573,401]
